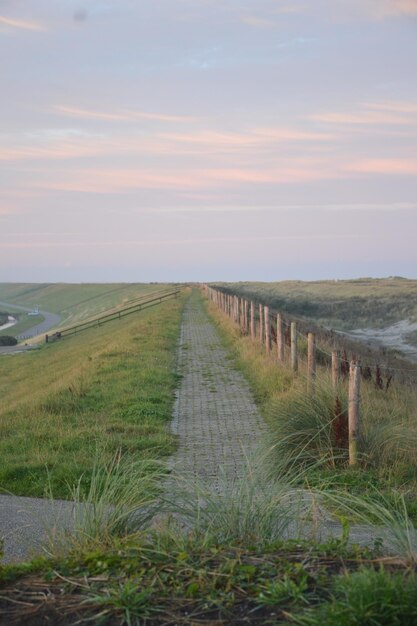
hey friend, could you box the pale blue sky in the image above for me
[1,1,417,281]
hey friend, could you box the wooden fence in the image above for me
[46,288,181,343]
[203,284,407,468]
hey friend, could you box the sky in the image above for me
[1,0,417,282]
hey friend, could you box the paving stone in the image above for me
[170,295,264,491]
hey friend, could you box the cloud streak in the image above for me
[345,159,417,175]
[54,105,198,124]
[0,15,45,32]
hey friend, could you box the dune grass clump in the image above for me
[264,377,417,483]
[47,451,165,557]
[264,381,350,475]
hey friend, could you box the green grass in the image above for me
[1,533,416,625]
[0,292,185,498]
[214,278,417,330]
[0,282,175,328]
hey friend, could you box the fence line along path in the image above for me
[170,293,264,492]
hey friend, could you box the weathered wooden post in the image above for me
[244,299,249,334]
[290,322,298,372]
[250,301,255,341]
[259,304,264,345]
[277,314,284,363]
[348,360,361,466]
[264,306,270,353]
[307,332,316,393]
[45,334,49,344]
[332,351,339,388]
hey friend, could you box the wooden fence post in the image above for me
[307,332,316,393]
[348,360,361,466]
[250,301,255,341]
[264,306,270,353]
[259,304,263,344]
[332,351,339,388]
[244,300,249,334]
[277,314,284,363]
[291,322,298,372]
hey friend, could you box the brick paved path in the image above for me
[170,294,264,491]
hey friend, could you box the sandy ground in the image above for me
[339,319,417,363]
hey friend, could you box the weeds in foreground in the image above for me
[46,452,165,557]
[297,567,417,626]
[2,533,417,625]
[3,456,417,624]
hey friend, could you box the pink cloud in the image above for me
[369,0,417,18]
[241,16,277,28]
[345,159,417,175]
[311,111,414,125]
[33,159,344,194]
[363,101,417,114]
[0,15,46,31]
[54,105,197,124]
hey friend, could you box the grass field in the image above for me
[0,290,185,498]
[0,283,175,331]
[214,278,417,330]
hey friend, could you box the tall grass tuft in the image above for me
[48,452,165,556]
[161,462,335,547]
[263,378,350,475]
[263,375,417,482]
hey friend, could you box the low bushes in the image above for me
[0,336,17,346]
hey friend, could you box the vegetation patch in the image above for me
[204,292,417,521]
[0,283,175,328]
[1,535,416,625]
[0,336,18,346]
[214,278,417,331]
[0,292,186,498]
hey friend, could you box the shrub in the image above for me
[0,336,17,346]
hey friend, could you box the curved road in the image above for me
[0,300,61,354]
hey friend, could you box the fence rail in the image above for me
[46,288,181,342]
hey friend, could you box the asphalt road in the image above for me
[0,495,79,563]
[0,300,61,354]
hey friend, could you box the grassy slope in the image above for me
[0,283,174,330]
[0,292,185,498]
[215,278,417,330]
